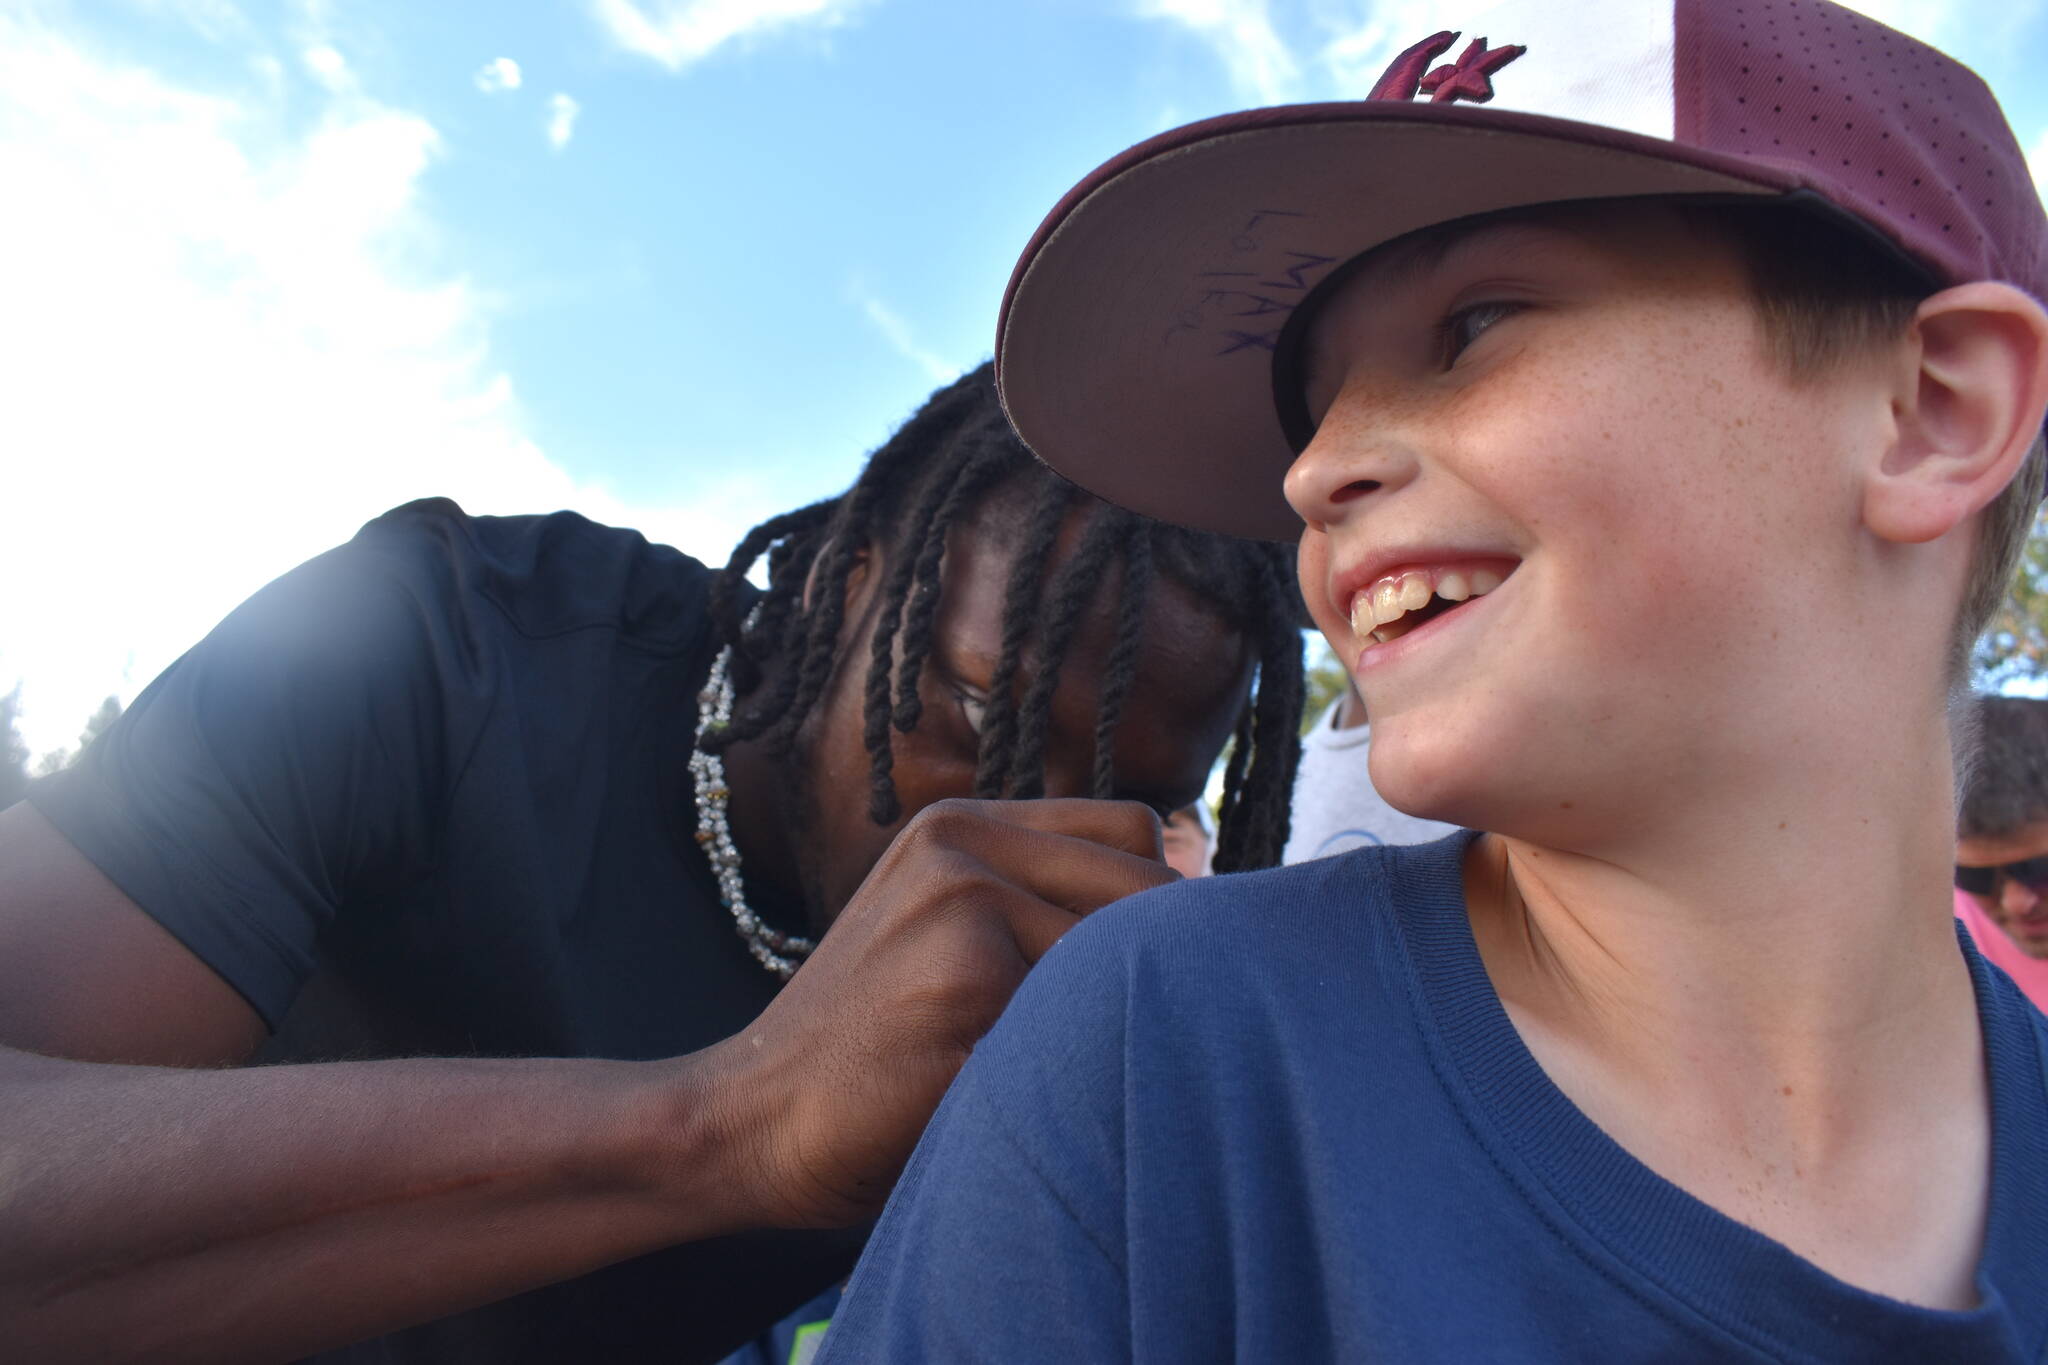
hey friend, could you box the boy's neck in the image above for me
[1461,717,1991,1309]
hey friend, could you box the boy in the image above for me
[818,2,2048,1359]
[1956,694,2048,1008]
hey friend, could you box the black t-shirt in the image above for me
[32,498,859,1363]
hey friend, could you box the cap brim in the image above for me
[997,102,1798,541]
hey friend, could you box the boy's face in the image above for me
[1284,204,1887,836]
[1956,821,2048,958]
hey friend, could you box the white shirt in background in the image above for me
[1282,699,1459,864]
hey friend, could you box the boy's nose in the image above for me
[1281,402,1420,531]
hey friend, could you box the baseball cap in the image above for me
[994,0,2048,540]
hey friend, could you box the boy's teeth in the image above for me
[1373,578,1404,624]
[1350,564,1510,644]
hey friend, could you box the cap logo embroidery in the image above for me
[1367,30,1525,104]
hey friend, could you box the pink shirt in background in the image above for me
[1955,889,2048,1013]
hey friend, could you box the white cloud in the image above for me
[300,42,353,93]
[1137,0,1299,104]
[134,0,254,46]
[1316,5,1420,100]
[0,15,773,757]
[848,279,959,384]
[1833,0,1980,45]
[1312,0,2043,111]
[546,91,580,149]
[1313,0,1556,103]
[473,56,522,93]
[589,0,868,72]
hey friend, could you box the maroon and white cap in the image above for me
[995,0,2048,540]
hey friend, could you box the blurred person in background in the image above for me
[0,364,1303,1363]
[1284,678,1456,863]
[1160,801,1213,878]
[1955,694,2048,1010]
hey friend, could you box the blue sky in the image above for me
[2,0,2046,756]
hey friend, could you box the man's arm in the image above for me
[0,797,1171,1363]
[0,802,266,1066]
[0,800,783,1362]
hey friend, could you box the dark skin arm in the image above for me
[0,796,1173,1364]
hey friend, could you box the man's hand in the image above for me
[706,797,1175,1229]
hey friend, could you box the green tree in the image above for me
[1301,632,1350,735]
[0,685,29,811]
[1977,508,2048,685]
[78,694,123,750]
[27,694,126,779]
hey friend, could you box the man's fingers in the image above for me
[934,828,1175,963]
[906,796,1168,861]
[995,834,1176,916]
[736,798,1194,1229]
[996,889,1092,966]
[891,808,1176,917]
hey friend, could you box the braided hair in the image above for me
[705,363,1304,871]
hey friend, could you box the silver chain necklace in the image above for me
[691,643,816,979]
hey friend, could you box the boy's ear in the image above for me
[1863,282,2048,546]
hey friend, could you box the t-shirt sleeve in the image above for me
[815,926,1135,1364]
[29,502,493,1027]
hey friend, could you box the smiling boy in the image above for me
[816,1,2048,1360]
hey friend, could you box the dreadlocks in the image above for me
[705,363,1304,871]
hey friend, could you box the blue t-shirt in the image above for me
[819,834,2048,1363]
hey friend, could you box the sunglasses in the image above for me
[1954,855,2048,897]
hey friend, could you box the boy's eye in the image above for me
[1435,300,1523,367]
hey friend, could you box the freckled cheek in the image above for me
[1490,436,1725,640]
[1522,385,1707,531]
[1622,553,1721,627]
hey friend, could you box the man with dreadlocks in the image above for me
[0,363,1301,1363]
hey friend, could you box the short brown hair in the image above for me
[1960,694,2048,838]
[1687,201,2046,679]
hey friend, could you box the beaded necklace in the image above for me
[690,644,816,979]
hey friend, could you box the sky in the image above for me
[2,0,2046,757]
